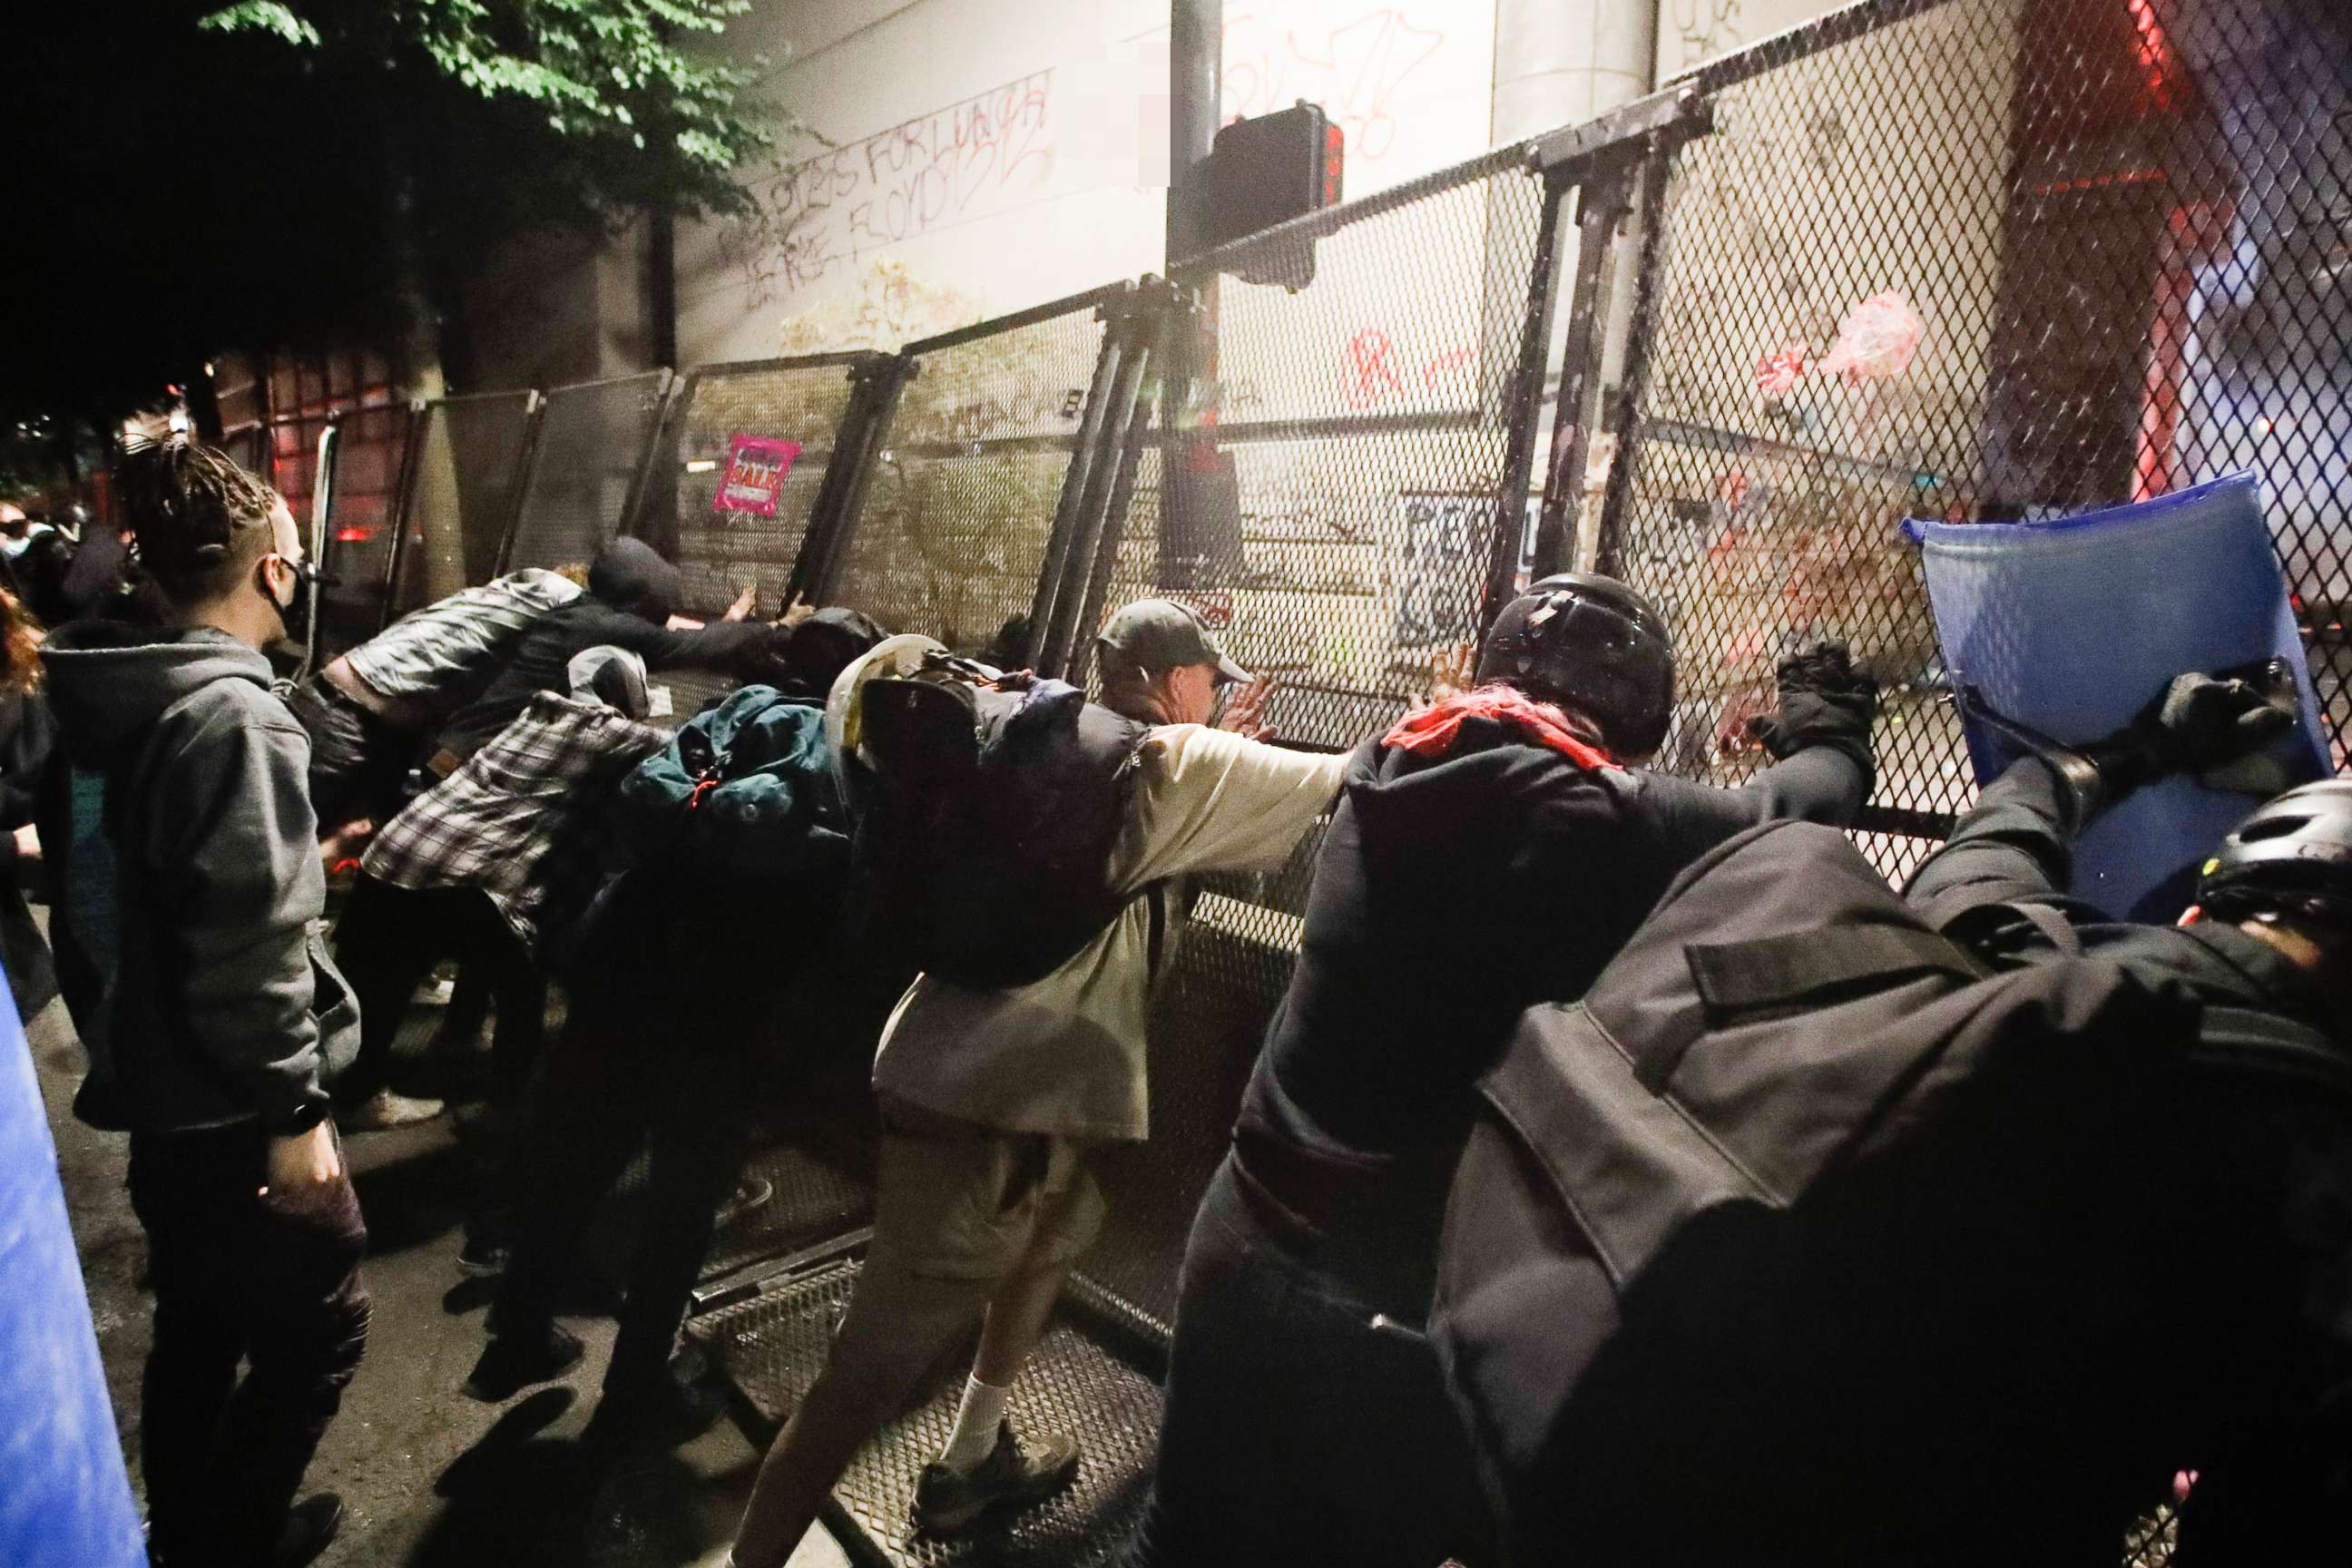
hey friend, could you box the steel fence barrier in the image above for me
[813,286,1133,656]
[384,390,541,627]
[1591,0,2352,892]
[498,369,672,575]
[633,354,877,714]
[312,403,414,654]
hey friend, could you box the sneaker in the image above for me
[346,1087,446,1131]
[464,1322,584,1402]
[911,1420,1080,1535]
[270,1493,345,1568]
[711,1175,776,1231]
[456,1236,509,1279]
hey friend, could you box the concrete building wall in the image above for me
[672,0,1500,361]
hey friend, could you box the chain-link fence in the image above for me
[817,288,1127,654]
[1593,0,2352,887]
[384,390,540,627]
[500,369,672,575]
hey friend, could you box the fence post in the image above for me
[613,368,679,556]
[1023,286,1135,672]
[377,399,429,633]
[489,388,549,578]
[1066,292,1179,688]
[794,352,914,609]
[623,370,693,560]
[1037,280,1173,678]
[299,416,338,682]
[1481,171,1573,628]
[1591,148,1677,580]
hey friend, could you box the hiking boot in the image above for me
[271,1494,345,1568]
[712,1175,775,1231]
[347,1087,446,1131]
[911,1420,1080,1535]
[464,1322,584,1402]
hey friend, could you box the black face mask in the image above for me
[270,556,325,648]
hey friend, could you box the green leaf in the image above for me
[196,2,320,46]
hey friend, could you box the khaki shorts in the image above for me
[867,1109,1106,1285]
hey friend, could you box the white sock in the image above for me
[937,1373,1012,1472]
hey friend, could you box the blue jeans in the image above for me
[1128,1153,1492,1568]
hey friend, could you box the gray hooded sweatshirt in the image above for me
[43,622,358,1133]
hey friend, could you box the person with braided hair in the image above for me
[43,435,365,1568]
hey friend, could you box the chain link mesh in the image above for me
[505,370,671,573]
[829,297,1115,653]
[389,391,537,622]
[1600,0,2352,889]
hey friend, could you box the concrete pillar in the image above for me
[1491,0,1657,145]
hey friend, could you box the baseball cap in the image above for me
[1096,598,1252,685]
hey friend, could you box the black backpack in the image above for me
[1431,819,2351,1567]
[851,654,1148,990]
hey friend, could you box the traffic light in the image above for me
[1202,103,1345,287]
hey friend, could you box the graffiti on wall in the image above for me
[747,73,1057,301]
[1220,8,1448,162]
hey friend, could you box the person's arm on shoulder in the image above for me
[149,701,337,1141]
[1112,725,1347,890]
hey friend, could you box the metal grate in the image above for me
[1102,145,1553,751]
[698,1142,875,1284]
[503,370,672,575]
[387,390,538,622]
[1595,0,2352,887]
[824,291,1120,655]
[315,403,413,653]
[688,1256,1166,1568]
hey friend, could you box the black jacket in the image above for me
[1902,757,2352,1563]
[1233,719,1867,1317]
[436,540,782,759]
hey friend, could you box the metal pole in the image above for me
[1024,314,1129,671]
[1168,0,1221,263]
[1531,162,1634,580]
[1482,177,1571,626]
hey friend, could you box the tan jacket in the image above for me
[870,723,1346,1142]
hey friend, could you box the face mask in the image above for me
[270,557,313,647]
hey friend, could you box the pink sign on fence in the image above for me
[713,434,801,516]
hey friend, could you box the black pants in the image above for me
[330,876,544,1112]
[285,675,413,832]
[128,1122,369,1565]
[488,985,765,1400]
[1126,1154,1493,1568]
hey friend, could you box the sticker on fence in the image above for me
[713,434,802,516]
[1391,492,1493,649]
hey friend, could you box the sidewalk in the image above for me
[29,995,847,1568]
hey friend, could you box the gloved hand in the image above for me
[1749,641,1879,784]
[2080,664,2296,803]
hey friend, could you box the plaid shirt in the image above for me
[362,691,664,956]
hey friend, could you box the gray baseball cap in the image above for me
[1095,598,1252,685]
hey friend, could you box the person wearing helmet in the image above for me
[1127,573,1881,1568]
[1891,667,2352,1559]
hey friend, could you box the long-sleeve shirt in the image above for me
[437,602,782,760]
[871,724,1347,1142]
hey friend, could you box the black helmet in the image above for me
[2197,779,2352,924]
[1476,572,1675,757]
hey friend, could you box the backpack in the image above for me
[849,653,1148,990]
[1430,819,2352,1566]
[615,684,848,891]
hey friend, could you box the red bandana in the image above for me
[1382,686,1619,771]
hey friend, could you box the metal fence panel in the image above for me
[1596,0,2352,887]
[655,355,868,622]
[501,370,671,574]
[387,390,539,624]
[1071,148,1559,1334]
[823,289,1124,653]
[314,403,413,653]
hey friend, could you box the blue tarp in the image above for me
[0,961,145,1567]
[1907,473,2330,920]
